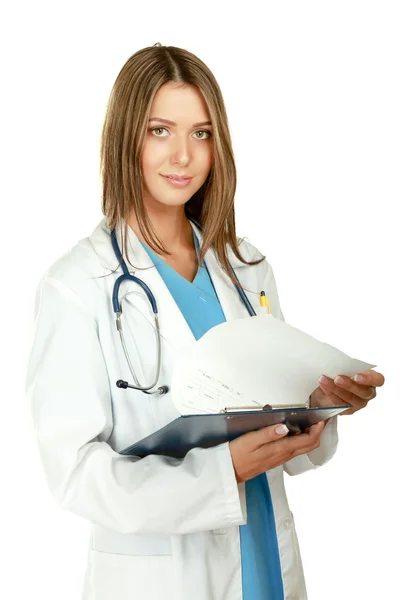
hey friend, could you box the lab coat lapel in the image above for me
[189,221,250,323]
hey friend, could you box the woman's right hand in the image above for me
[229,421,325,483]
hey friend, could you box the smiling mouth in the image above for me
[161,175,193,181]
[160,175,193,188]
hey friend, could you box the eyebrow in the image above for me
[148,117,212,127]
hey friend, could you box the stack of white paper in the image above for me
[171,315,375,415]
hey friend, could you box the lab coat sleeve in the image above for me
[264,262,339,476]
[26,276,247,535]
[283,416,339,475]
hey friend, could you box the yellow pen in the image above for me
[260,290,271,314]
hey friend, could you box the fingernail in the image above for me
[334,376,345,385]
[275,424,289,435]
[318,375,329,385]
[353,374,365,383]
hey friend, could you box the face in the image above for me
[140,83,214,213]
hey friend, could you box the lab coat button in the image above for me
[284,518,292,530]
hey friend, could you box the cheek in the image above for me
[204,152,213,172]
[195,146,213,179]
[206,147,214,174]
[141,140,165,173]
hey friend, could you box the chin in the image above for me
[160,198,190,207]
[149,188,194,206]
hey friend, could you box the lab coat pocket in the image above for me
[86,550,177,600]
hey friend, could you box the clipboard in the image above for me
[119,405,349,459]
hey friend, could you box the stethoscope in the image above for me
[111,217,256,395]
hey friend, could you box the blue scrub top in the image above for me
[140,231,285,599]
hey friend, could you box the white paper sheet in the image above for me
[171,315,376,415]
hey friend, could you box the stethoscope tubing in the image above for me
[111,218,256,394]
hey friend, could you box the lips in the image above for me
[162,175,192,181]
[161,174,193,188]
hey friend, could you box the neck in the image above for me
[128,205,194,254]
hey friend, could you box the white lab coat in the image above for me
[26,217,338,600]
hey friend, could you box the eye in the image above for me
[150,127,168,137]
[194,130,212,140]
[149,127,212,140]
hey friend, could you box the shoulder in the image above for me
[233,235,275,279]
[235,235,264,262]
[44,237,103,287]
[36,221,109,310]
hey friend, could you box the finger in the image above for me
[306,421,325,436]
[321,375,376,401]
[314,387,349,406]
[310,419,328,431]
[350,369,385,388]
[292,421,326,451]
[334,376,377,400]
[261,420,324,456]
[319,382,369,411]
[241,422,290,451]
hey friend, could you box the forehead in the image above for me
[150,83,211,125]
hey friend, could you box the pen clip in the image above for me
[260,291,271,314]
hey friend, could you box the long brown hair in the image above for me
[100,43,264,287]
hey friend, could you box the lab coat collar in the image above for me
[89,217,251,354]
[89,216,247,271]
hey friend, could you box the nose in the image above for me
[170,134,190,165]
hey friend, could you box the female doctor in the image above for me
[26,44,385,600]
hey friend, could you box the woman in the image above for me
[26,43,385,600]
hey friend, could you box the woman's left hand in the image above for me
[310,369,385,416]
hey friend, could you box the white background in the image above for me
[2,1,399,599]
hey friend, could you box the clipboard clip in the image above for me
[219,402,309,413]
